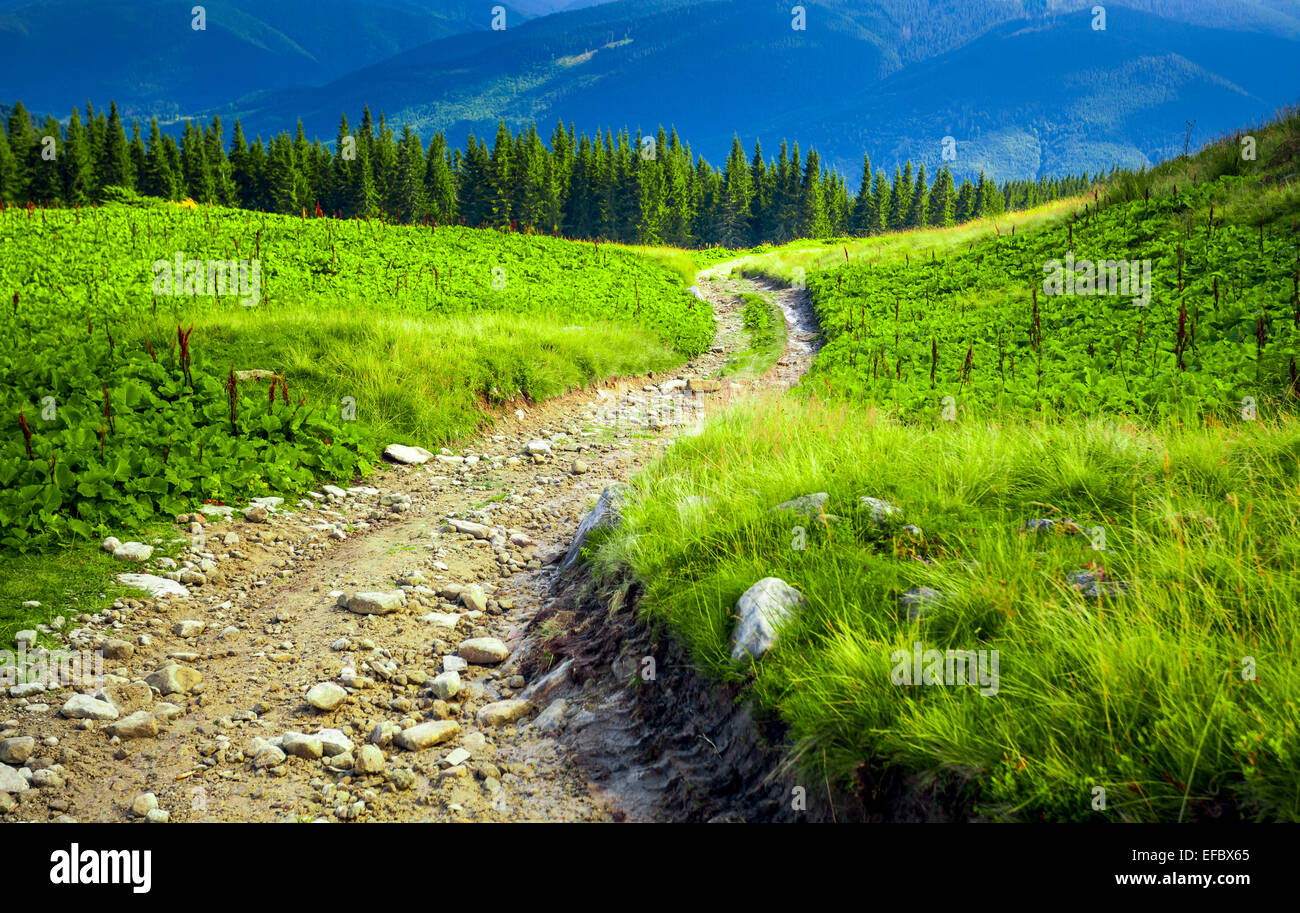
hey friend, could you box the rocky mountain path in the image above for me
[0,274,819,823]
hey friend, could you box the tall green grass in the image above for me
[596,397,1300,821]
[124,305,684,453]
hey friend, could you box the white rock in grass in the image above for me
[384,444,433,465]
[112,542,154,563]
[899,586,944,622]
[731,578,805,662]
[769,493,833,522]
[117,574,189,599]
[860,497,901,524]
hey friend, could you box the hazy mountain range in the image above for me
[2,0,1297,181]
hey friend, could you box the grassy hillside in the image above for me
[0,195,706,640]
[584,108,1300,822]
[0,197,706,552]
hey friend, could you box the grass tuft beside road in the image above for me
[595,396,1300,821]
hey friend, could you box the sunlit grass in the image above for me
[595,396,1300,821]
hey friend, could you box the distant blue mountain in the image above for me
[3,0,1297,181]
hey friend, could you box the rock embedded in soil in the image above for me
[559,484,630,573]
[532,698,568,732]
[0,765,29,794]
[430,670,462,701]
[101,639,134,660]
[145,663,203,696]
[0,737,36,765]
[443,747,471,767]
[108,712,159,740]
[99,681,152,714]
[476,700,533,727]
[317,729,354,757]
[61,694,120,721]
[353,744,386,773]
[770,492,831,521]
[339,591,406,615]
[447,519,493,540]
[252,745,286,769]
[860,496,901,524]
[306,682,347,711]
[395,720,459,752]
[731,577,806,662]
[131,793,158,817]
[281,732,324,760]
[458,638,509,665]
[459,584,487,613]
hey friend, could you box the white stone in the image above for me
[731,578,805,662]
[385,444,434,465]
[117,574,190,599]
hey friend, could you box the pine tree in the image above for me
[372,115,400,218]
[798,149,829,238]
[163,134,184,201]
[28,115,64,203]
[457,135,493,228]
[181,119,214,202]
[392,124,426,223]
[61,108,95,205]
[904,163,927,228]
[5,102,36,200]
[97,101,133,195]
[205,116,236,205]
[563,133,595,238]
[850,152,873,235]
[720,135,753,247]
[972,170,988,220]
[0,128,17,202]
[870,169,890,234]
[488,120,513,228]
[953,178,975,223]
[748,139,769,243]
[424,132,456,224]
[928,165,955,227]
[128,122,146,191]
[888,163,912,230]
[229,120,254,208]
[141,118,175,200]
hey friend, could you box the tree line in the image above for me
[0,100,1092,247]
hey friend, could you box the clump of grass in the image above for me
[595,396,1300,821]
[124,305,686,454]
[723,291,786,378]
